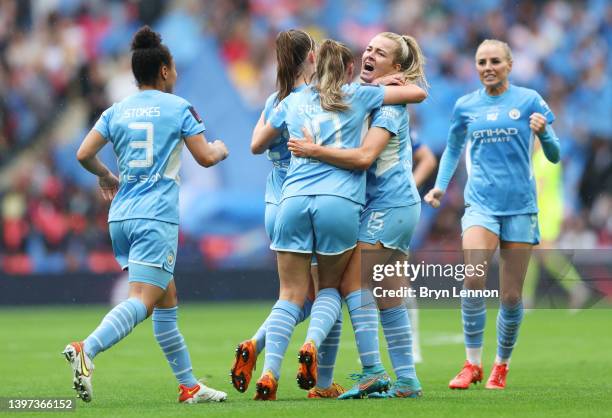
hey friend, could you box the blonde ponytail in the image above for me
[314,39,353,112]
[380,32,429,89]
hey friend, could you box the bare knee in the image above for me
[340,274,361,297]
[463,276,486,290]
[278,278,309,306]
[500,291,522,307]
[127,291,156,317]
[278,287,307,306]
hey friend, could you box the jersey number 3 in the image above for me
[128,122,154,168]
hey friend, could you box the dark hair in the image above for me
[130,26,173,87]
[314,39,353,112]
[275,29,315,103]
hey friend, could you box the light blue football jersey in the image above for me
[94,89,205,224]
[367,104,420,209]
[269,83,385,205]
[262,85,307,204]
[436,84,555,215]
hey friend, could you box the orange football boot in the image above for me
[307,382,346,399]
[449,361,483,389]
[231,340,257,392]
[254,371,278,400]
[485,363,508,390]
[296,340,318,390]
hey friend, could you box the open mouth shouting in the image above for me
[361,60,376,81]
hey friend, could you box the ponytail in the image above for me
[275,30,314,103]
[400,35,429,88]
[314,39,353,112]
[380,32,428,89]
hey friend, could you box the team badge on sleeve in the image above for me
[508,108,520,120]
[188,106,203,123]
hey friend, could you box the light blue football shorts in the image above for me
[461,206,540,245]
[264,202,279,242]
[358,202,421,254]
[271,195,361,255]
[266,201,318,264]
[109,219,178,290]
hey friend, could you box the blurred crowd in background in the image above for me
[0,0,610,274]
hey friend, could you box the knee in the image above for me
[500,291,522,307]
[126,293,155,318]
[463,276,486,290]
[278,286,307,306]
[376,298,403,310]
[318,276,340,290]
[339,276,361,298]
[144,302,156,318]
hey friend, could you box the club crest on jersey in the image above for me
[166,252,175,266]
[509,108,521,120]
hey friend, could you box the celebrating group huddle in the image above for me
[234,28,559,400]
[65,24,560,404]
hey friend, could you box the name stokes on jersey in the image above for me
[95,90,204,224]
[120,106,164,183]
[122,106,161,118]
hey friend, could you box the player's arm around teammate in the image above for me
[247,39,426,399]
[65,26,228,405]
[251,60,426,150]
[231,30,326,398]
[292,32,429,399]
[424,39,560,390]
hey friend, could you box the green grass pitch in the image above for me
[1,303,611,418]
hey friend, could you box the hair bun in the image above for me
[131,26,162,50]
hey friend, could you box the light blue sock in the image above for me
[462,296,486,349]
[252,319,268,356]
[305,288,341,347]
[496,301,524,362]
[317,315,342,389]
[252,298,313,355]
[345,289,382,370]
[152,307,198,387]
[298,298,314,323]
[83,298,147,359]
[263,299,301,380]
[380,305,415,379]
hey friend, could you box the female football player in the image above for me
[250,38,426,400]
[231,29,345,399]
[64,26,228,404]
[288,32,428,399]
[424,39,560,390]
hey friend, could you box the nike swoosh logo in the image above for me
[79,348,90,377]
[187,385,200,396]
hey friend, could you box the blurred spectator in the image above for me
[0,0,609,274]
